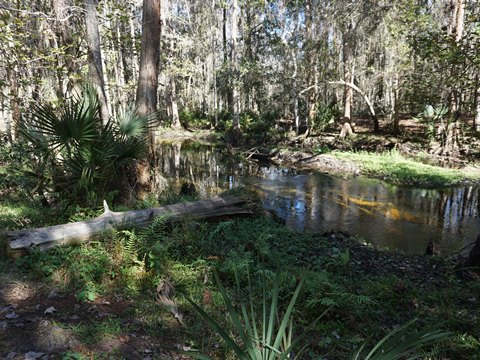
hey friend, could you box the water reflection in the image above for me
[153,141,479,255]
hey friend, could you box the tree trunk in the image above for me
[170,76,181,129]
[129,3,140,85]
[135,0,161,197]
[135,0,161,121]
[449,0,465,42]
[474,77,480,132]
[392,73,401,135]
[231,0,241,134]
[444,0,465,152]
[342,26,353,123]
[8,64,20,141]
[5,195,253,257]
[222,4,230,113]
[329,81,378,132]
[305,0,317,132]
[52,0,79,93]
[457,235,480,275]
[84,0,110,123]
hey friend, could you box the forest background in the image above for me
[1,0,479,146]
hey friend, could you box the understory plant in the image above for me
[184,270,331,360]
[19,86,155,205]
[185,270,451,359]
[352,319,451,360]
[415,104,449,142]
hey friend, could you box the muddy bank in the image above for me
[271,149,361,177]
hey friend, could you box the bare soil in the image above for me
[0,279,189,360]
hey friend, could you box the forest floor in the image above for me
[1,201,479,359]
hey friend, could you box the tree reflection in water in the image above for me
[153,141,479,255]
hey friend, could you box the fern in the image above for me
[118,229,138,261]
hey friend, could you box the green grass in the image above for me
[333,150,480,187]
[68,317,124,345]
[0,199,48,231]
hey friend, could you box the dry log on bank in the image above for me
[4,195,253,257]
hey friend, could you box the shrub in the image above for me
[18,86,154,206]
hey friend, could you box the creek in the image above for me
[153,140,479,255]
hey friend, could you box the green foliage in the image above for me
[16,244,114,297]
[184,270,330,360]
[301,270,374,312]
[69,317,123,345]
[0,133,52,202]
[18,87,153,206]
[0,210,472,358]
[352,319,451,360]
[312,103,337,133]
[325,247,350,270]
[180,108,212,129]
[414,104,449,142]
[185,269,449,360]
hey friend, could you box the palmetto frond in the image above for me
[20,86,151,205]
[29,99,98,153]
[115,105,158,139]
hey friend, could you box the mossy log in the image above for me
[4,195,253,257]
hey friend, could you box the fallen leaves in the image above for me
[43,306,57,315]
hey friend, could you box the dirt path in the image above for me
[0,279,189,360]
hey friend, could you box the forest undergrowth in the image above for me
[0,193,479,359]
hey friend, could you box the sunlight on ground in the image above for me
[0,278,36,303]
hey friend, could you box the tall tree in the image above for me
[134,0,161,197]
[231,0,241,134]
[135,0,161,122]
[84,0,109,122]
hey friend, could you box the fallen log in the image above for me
[4,194,253,257]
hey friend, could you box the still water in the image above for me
[153,141,480,255]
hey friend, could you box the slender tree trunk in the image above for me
[222,4,230,112]
[305,0,316,133]
[8,65,20,141]
[341,26,354,137]
[392,73,401,135]
[451,0,465,43]
[114,26,127,105]
[343,29,352,122]
[474,76,480,132]
[170,76,181,129]
[129,4,140,85]
[53,0,78,93]
[231,0,240,134]
[84,0,109,123]
[212,36,218,128]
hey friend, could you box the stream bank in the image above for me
[154,128,480,188]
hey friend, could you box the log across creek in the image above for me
[4,194,253,257]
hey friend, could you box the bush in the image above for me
[313,103,338,133]
[180,108,212,129]
[18,86,153,206]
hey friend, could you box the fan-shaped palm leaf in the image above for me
[115,105,158,139]
[29,98,98,153]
